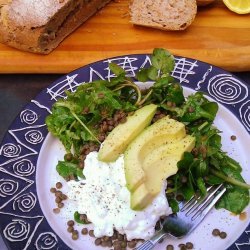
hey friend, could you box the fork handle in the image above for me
[135,229,166,250]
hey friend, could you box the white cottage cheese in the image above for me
[67,151,172,240]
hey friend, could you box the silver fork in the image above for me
[136,184,226,250]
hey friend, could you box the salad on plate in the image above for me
[45,48,250,250]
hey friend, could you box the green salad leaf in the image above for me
[56,161,84,179]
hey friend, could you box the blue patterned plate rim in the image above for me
[0,54,249,250]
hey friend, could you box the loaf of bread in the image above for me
[0,0,111,54]
[130,0,197,31]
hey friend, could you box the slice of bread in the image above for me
[0,0,111,54]
[130,0,197,30]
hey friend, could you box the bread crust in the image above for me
[130,0,197,31]
[0,0,111,54]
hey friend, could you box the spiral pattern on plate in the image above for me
[3,219,30,242]
[35,232,58,249]
[0,179,18,197]
[208,74,248,104]
[20,109,38,125]
[240,100,250,132]
[1,143,21,158]
[13,159,35,176]
[13,192,37,212]
[25,130,43,144]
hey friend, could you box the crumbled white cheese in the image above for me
[67,151,172,240]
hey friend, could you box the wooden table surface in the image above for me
[0,0,250,73]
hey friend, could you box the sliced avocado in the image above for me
[142,135,196,171]
[98,104,157,162]
[124,116,186,192]
[130,183,154,210]
[130,136,195,210]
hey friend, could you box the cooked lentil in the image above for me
[231,135,237,141]
[55,190,62,197]
[53,208,60,214]
[186,242,193,249]
[81,228,88,235]
[178,243,186,249]
[50,187,56,193]
[212,228,220,236]
[58,202,64,208]
[219,231,227,239]
[55,197,61,203]
[95,238,102,246]
[89,230,95,237]
[128,240,137,248]
[67,226,74,233]
[64,153,73,161]
[56,182,62,189]
[166,245,174,250]
[72,231,79,240]
[67,220,75,226]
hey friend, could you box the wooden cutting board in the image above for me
[0,0,250,73]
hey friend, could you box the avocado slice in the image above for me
[98,104,157,162]
[130,136,195,210]
[124,116,186,192]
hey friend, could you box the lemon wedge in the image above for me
[223,0,250,14]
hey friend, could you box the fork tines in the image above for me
[180,184,227,221]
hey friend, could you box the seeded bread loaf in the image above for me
[130,0,197,31]
[0,0,111,54]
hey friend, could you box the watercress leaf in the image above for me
[180,183,195,200]
[210,156,221,170]
[195,160,208,177]
[201,102,218,119]
[215,166,249,214]
[205,175,224,185]
[168,198,179,213]
[221,155,242,172]
[180,92,217,122]
[153,77,169,89]
[147,66,158,80]
[166,83,185,105]
[109,63,126,76]
[197,177,207,197]
[151,48,175,74]
[177,152,194,171]
[56,161,84,179]
[108,74,126,87]
[216,187,249,214]
[136,68,149,82]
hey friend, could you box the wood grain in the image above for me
[0,0,249,73]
